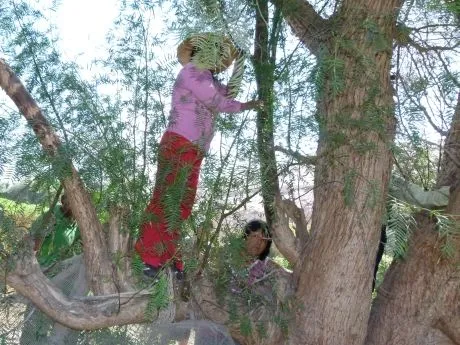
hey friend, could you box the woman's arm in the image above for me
[182,64,261,113]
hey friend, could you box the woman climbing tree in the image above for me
[135,33,263,279]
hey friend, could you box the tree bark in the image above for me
[271,1,401,344]
[270,0,329,55]
[366,216,460,345]
[366,93,460,345]
[0,58,117,295]
[107,206,135,292]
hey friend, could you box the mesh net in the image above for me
[0,255,236,345]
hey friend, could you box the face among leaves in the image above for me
[245,229,269,258]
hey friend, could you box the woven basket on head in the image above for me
[177,33,238,70]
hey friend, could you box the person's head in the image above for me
[243,219,272,261]
[177,33,238,74]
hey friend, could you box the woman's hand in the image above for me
[241,100,265,111]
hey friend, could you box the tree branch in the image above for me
[270,0,328,55]
[399,75,448,136]
[107,206,134,292]
[280,197,309,243]
[6,246,289,345]
[0,58,117,294]
[5,248,153,330]
[395,24,460,53]
[274,145,317,165]
[271,193,300,265]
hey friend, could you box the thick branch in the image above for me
[5,249,152,330]
[271,193,300,265]
[107,207,134,292]
[47,255,88,344]
[6,247,287,344]
[0,58,116,294]
[281,197,309,244]
[270,0,328,55]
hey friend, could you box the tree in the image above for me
[266,0,399,343]
[366,93,460,345]
[1,0,460,344]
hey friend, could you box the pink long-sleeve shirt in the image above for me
[166,62,243,151]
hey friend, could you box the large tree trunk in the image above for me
[271,1,401,344]
[366,93,460,345]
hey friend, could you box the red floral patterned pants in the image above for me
[135,131,203,271]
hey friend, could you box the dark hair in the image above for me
[243,219,272,261]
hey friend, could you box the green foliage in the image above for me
[0,197,41,263]
[189,33,237,71]
[362,18,391,52]
[256,321,268,340]
[1,0,170,242]
[272,255,291,270]
[432,211,459,258]
[184,256,199,273]
[146,272,170,319]
[131,252,145,277]
[312,53,345,99]
[239,315,252,336]
[385,197,460,261]
[0,207,21,262]
[163,166,190,234]
[385,198,416,259]
[227,297,239,324]
[427,0,460,20]
[273,306,290,336]
[0,196,39,219]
